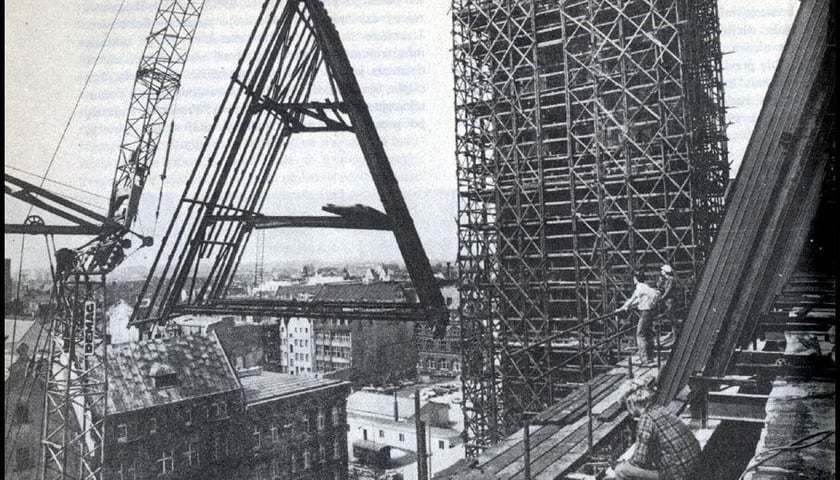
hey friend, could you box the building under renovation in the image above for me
[453,0,729,452]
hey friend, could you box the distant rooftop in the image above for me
[314,281,411,303]
[240,370,346,405]
[173,315,225,328]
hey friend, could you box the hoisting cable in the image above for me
[153,120,175,234]
[23,0,127,219]
[5,164,109,200]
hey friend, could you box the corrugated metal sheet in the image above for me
[657,0,835,403]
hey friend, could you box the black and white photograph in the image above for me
[4,1,835,479]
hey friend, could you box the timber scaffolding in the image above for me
[453,0,728,454]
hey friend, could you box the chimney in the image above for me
[394,391,399,422]
[446,262,452,279]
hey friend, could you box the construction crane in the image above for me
[4,1,206,478]
[7,2,447,479]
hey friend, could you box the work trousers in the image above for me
[636,310,654,363]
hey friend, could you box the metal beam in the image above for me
[167,299,431,323]
[707,392,769,423]
[4,224,106,236]
[305,0,448,332]
[206,204,393,231]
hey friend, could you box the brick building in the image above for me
[274,282,418,385]
[416,280,462,379]
[240,371,351,480]
[102,333,243,479]
[278,317,315,375]
[5,348,50,479]
[97,332,351,480]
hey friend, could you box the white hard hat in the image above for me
[660,264,673,274]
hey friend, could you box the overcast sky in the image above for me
[4,0,800,277]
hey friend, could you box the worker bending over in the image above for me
[615,383,701,480]
[617,271,660,366]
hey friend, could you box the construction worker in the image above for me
[615,383,701,480]
[656,265,679,341]
[617,271,660,366]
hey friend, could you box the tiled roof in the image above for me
[106,332,240,414]
[240,371,346,405]
[313,281,408,303]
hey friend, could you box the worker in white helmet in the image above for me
[656,265,679,340]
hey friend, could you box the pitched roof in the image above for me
[313,281,410,303]
[106,332,240,414]
[240,371,346,405]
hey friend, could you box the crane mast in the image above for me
[35,2,207,479]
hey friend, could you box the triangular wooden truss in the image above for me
[132,0,447,335]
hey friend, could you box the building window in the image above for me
[252,426,261,450]
[14,447,32,472]
[209,401,227,419]
[379,430,384,438]
[317,409,325,430]
[212,436,228,461]
[302,416,310,432]
[270,426,279,443]
[438,440,445,450]
[303,449,311,469]
[319,444,326,463]
[331,406,340,425]
[14,404,29,424]
[157,450,174,475]
[184,441,199,467]
[117,457,136,480]
[117,423,129,443]
[291,454,297,473]
[150,417,158,435]
[399,433,405,442]
[334,439,341,459]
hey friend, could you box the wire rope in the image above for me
[23,0,127,219]
[5,165,109,200]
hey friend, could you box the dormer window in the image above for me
[149,363,177,389]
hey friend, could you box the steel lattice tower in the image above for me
[453,0,728,455]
